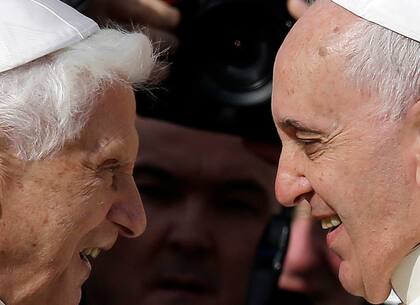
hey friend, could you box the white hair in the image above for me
[340,19,420,120]
[0,28,156,160]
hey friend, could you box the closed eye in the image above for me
[297,138,320,144]
[295,130,322,144]
[99,159,121,173]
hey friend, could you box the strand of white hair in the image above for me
[342,19,420,120]
[0,28,155,160]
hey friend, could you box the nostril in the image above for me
[107,203,146,238]
[295,192,313,206]
[116,223,135,238]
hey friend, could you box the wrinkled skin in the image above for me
[272,0,420,303]
[84,118,279,305]
[0,84,146,305]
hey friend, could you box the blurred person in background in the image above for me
[62,0,181,55]
[82,116,281,305]
[62,0,180,30]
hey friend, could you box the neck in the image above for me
[391,245,420,304]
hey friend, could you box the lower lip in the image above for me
[326,223,344,248]
[80,256,92,281]
[151,288,206,303]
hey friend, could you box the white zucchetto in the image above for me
[0,0,99,73]
[331,0,420,43]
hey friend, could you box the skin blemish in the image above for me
[318,46,329,57]
[287,87,295,96]
[333,26,340,33]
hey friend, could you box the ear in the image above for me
[402,100,420,187]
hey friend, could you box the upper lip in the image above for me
[80,235,118,254]
[311,213,338,221]
[154,273,213,294]
[147,258,219,294]
[303,197,338,221]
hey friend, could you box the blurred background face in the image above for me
[84,117,279,305]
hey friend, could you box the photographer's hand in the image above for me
[88,0,181,30]
[287,0,310,19]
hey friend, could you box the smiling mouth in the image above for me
[79,247,102,264]
[321,214,342,231]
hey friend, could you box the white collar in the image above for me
[0,0,99,73]
[391,245,420,304]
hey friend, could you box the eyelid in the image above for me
[98,159,121,172]
[295,131,322,142]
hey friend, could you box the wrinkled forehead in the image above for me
[136,117,276,187]
[272,0,368,128]
[76,84,138,161]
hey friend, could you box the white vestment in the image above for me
[392,246,420,305]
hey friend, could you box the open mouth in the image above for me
[321,215,342,232]
[79,248,102,266]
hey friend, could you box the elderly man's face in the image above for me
[84,118,278,305]
[272,0,420,303]
[0,84,145,305]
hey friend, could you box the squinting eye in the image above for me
[100,159,121,173]
[297,138,319,144]
[295,131,322,146]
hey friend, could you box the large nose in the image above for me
[107,175,146,238]
[275,148,312,206]
[167,195,213,254]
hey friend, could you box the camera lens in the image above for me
[137,0,294,140]
[177,0,292,107]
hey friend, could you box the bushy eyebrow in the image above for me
[278,118,324,134]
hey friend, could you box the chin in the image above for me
[338,261,364,298]
[363,283,392,305]
[56,285,82,305]
[338,261,391,304]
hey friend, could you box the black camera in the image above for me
[137,0,295,141]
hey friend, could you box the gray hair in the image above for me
[0,28,155,160]
[341,19,420,120]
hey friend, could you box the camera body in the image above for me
[137,0,295,141]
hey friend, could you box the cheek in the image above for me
[218,221,266,277]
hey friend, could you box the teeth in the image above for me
[91,248,101,259]
[81,248,101,259]
[321,215,342,230]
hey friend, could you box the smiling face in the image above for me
[272,0,420,303]
[0,83,145,305]
[279,204,366,305]
[84,117,279,305]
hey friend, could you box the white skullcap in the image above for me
[330,0,420,43]
[0,0,99,73]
